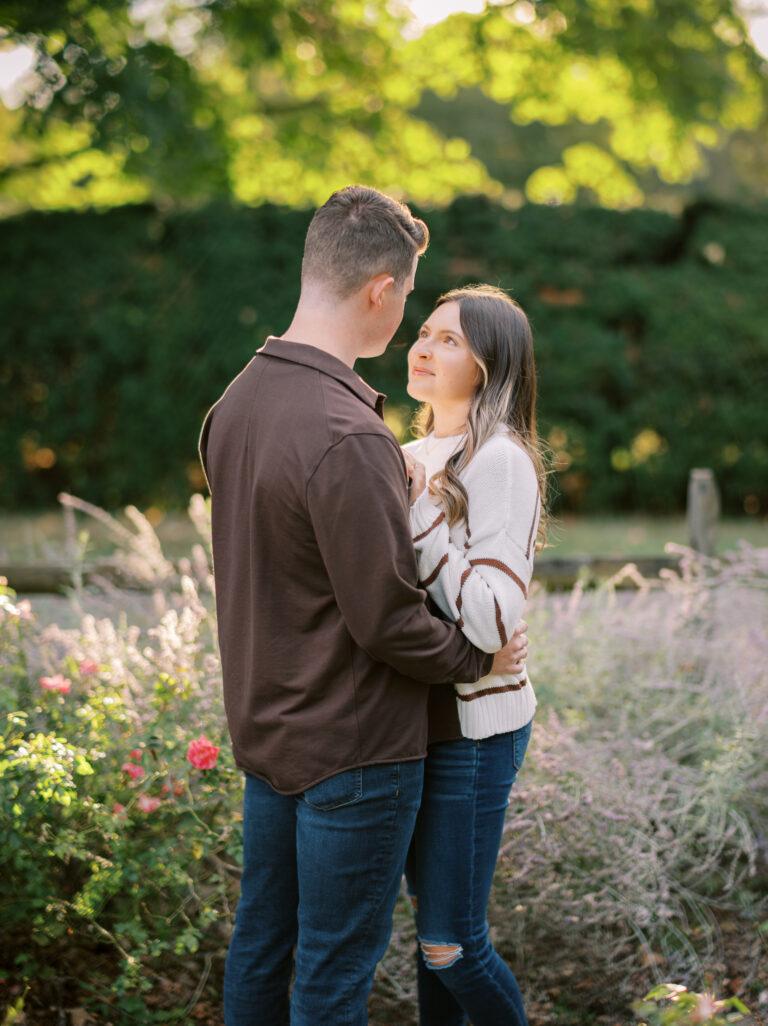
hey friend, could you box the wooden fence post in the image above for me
[687,468,720,555]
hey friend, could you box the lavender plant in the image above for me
[487,543,768,1011]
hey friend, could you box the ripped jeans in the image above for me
[404,721,533,1026]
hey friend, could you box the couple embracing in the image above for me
[199,184,546,1026]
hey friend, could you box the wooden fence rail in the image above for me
[0,470,720,594]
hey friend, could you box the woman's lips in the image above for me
[411,367,434,376]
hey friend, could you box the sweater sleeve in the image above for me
[306,432,494,685]
[409,438,540,654]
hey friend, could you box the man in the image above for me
[199,185,528,1026]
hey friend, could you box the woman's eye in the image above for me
[444,336,457,345]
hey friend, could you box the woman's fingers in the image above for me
[492,637,527,675]
[505,627,528,674]
[402,450,427,505]
[408,463,426,505]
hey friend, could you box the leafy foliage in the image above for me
[1,196,766,515]
[0,0,765,210]
[634,983,750,1024]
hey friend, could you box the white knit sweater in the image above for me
[403,426,539,740]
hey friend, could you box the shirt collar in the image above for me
[257,336,387,417]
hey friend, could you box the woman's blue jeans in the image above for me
[404,721,533,1026]
[223,759,424,1026]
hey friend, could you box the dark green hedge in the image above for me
[2,197,766,514]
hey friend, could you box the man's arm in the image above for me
[306,432,494,686]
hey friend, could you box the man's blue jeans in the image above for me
[223,759,424,1026]
[404,721,533,1026]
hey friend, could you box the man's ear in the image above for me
[369,273,396,309]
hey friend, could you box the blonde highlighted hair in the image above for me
[412,284,549,548]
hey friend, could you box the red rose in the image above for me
[186,735,220,770]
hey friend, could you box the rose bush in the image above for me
[0,499,244,1022]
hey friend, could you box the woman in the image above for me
[401,284,546,1026]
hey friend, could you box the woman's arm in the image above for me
[409,438,539,654]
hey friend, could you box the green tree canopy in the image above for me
[0,0,765,211]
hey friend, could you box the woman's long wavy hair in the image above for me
[412,284,549,549]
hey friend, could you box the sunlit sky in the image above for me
[409,0,487,26]
[1,0,767,105]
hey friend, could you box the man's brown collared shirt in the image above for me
[199,337,493,793]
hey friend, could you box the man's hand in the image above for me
[490,620,529,676]
[402,450,426,506]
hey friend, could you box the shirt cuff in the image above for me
[410,488,443,540]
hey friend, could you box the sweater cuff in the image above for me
[410,488,443,541]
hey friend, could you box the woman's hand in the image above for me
[402,450,427,506]
[490,620,529,676]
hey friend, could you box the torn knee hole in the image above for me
[419,940,463,969]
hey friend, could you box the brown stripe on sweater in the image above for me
[525,493,540,560]
[457,679,528,701]
[455,567,473,616]
[414,511,445,543]
[419,553,448,588]
[469,558,528,599]
[493,596,508,647]
[464,523,472,551]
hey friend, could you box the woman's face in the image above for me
[407,301,482,405]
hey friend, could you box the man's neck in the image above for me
[278,300,364,369]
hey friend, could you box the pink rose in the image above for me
[186,735,220,770]
[112,802,126,816]
[122,762,145,781]
[129,748,143,762]
[39,674,71,694]
[136,795,162,814]
[79,659,99,676]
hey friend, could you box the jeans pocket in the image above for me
[512,719,533,771]
[302,766,364,811]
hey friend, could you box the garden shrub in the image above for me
[0,501,242,1022]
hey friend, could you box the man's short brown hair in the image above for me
[301,185,429,299]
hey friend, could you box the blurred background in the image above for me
[1,0,767,567]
